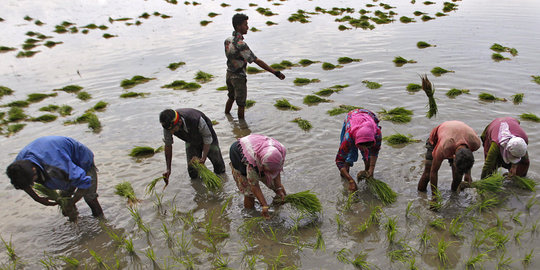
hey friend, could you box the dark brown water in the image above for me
[1,0,540,269]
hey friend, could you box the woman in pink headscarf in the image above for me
[480,117,529,178]
[335,109,382,192]
[229,134,287,219]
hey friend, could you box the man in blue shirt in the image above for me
[6,136,103,220]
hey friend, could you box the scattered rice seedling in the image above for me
[479,92,506,101]
[449,218,464,238]
[476,196,500,213]
[120,75,155,89]
[400,16,415,23]
[270,63,286,70]
[327,105,362,116]
[322,62,339,70]
[430,218,446,230]
[284,190,322,214]
[0,86,14,97]
[313,228,325,251]
[274,98,300,110]
[520,113,540,122]
[523,249,534,265]
[92,101,108,111]
[55,84,83,93]
[366,177,397,205]
[89,250,109,269]
[497,252,513,268]
[414,11,425,16]
[490,43,508,52]
[167,61,185,70]
[245,99,256,109]
[298,59,318,66]
[405,201,413,218]
[431,67,454,76]
[0,234,17,261]
[288,10,311,23]
[437,239,452,266]
[146,176,164,195]
[129,146,160,157]
[194,71,214,83]
[115,181,140,206]
[420,74,437,118]
[189,159,222,191]
[314,88,336,96]
[393,56,417,66]
[7,124,26,136]
[336,248,351,264]
[384,216,398,243]
[161,80,201,91]
[532,75,540,84]
[292,117,312,131]
[247,66,264,74]
[513,176,536,191]
[383,133,419,146]
[465,253,488,269]
[59,105,73,116]
[429,189,443,211]
[514,228,526,245]
[526,197,538,211]
[362,80,381,89]
[59,256,80,267]
[419,229,432,248]
[128,207,149,233]
[27,93,57,103]
[471,172,504,193]
[216,86,227,91]
[71,112,101,132]
[337,57,361,64]
[351,252,371,268]
[511,93,524,104]
[492,53,510,61]
[208,12,220,18]
[31,114,57,122]
[7,100,30,107]
[7,107,27,122]
[344,191,359,212]
[266,21,277,26]
[39,104,59,112]
[294,78,320,86]
[446,88,470,98]
[76,91,91,101]
[406,83,422,92]
[303,94,330,105]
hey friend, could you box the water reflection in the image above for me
[226,114,252,139]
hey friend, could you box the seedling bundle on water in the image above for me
[189,159,222,191]
[520,113,540,122]
[393,56,416,66]
[362,80,381,89]
[146,176,165,195]
[446,88,470,98]
[431,67,454,76]
[115,181,140,206]
[294,78,320,86]
[292,117,312,131]
[513,176,536,191]
[379,107,413,123]
[383,133,419,146]
[511,93,523,104]
[469,172,504,193]
[479,92,506,102]
[364,177,397,205]
[283,190,322,215]
[129,146,162,157]
[162,80,201,91]
[121,76,155,89]
[327,105,362,116]
[303,95,330,105]
[274,98,300,111]
[421,74,437,118]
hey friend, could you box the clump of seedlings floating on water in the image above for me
[294,78,320,86]
[0,86,14,98]
[194,71,214,83]
[121,75,155,89]
[362,80,382,89]
[129,146,162,157]
[91,101,108,112]
[492,53,510,61]
[76,91,91,101]
[7,100,30,108]
[298,59,319,66]
[288,10,311,23]
[436,12,447,17]
[120,92,148,98]
[0,46,16,53]
[406,83,421,92]
[27,93,57,103]
[337,57,361,64]
[400,16,415,23]
[55,84,83,93]
[443,2,458,12]
[292,117,312,131]
[365,178,397,205]
[274,98,300,111]
[446,88,470,98]
[511,93,523,104]
[478,92,506,102]
[421,15,434,21]
[16,50,39,58]
[200,20,212,26]
[416,41,434,49]
[383,133,420,145]
[115,181,140,206]
[7,107,27,122]
[532,75,540,84]
[189,158,222,191]
[256,7,277,16]
[315,86,345,97]
[246,66,264,74]
[393,56,417,67]
[379,107,413,123]
[266,21,277,26]
[43,41,62,48]
[245,99,256,109]
[66,112,101,132]
[102,33,116,39]
[303,95,330,105]
[31,114,57,123]
[161,80,201,91]
[431,67,454,76]
[167,61,185,70]
[322,62,343,70]
[327,105,362,116]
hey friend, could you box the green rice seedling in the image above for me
[145,246,157,265]
[39,104,59,112]
[513,176,536,191]
[274,98,301,111]
[350,252,370,268]
[89,250,109,269]
[379,107,413,123]
[511,93,524,104]
[115,181,140,206]
[129,146,158,157]
[400,16,415,23]
[200,20,212,26]
[145,176,164,195]
[76,91,91,101]
[7,100,30,107]
[298,59,318,66]
[0,86,14,97]
[471,172,504,193]
[336,248,351,264]
[362,80,382,89]
[279,60,295,68]
[71,112,101,132]
[532,220,539,234]
[213,252,230,268]
[103,33,116,39]
[335,214,344,231]
[490,43,506,52]
[7,124,26,136]
[366,177,397,204]
[429,188,443,211]
[421,15,434,21]
[424,1,435,4]
[0,234,17,261]
[92,101,108,112]
[393,56,417,66]
[31,114,57,122]
[120,75,155,89]
[314,88,337,96]
[7,107,26,122]
[0,46,16,52]
[492,53,509,61]
[162,80,201,91]
[189,159,222,191]
[55,85,83,93]
[256,7,277,16]
[194,71,214,83]
[58,256,80,267]
[430,218,446,230]
[128,207,149,233]
[291,118,312,131]
[27,93,57,103]
[406,83,422,92]
[22,43,38,50]
[294,78,320,85]
[16,50,39,58]
[437,239,452,266]
[303,95,330,105]
[338,24,351,31]
[514,228,526,245]
[270,63,285,70]
[384,216,398,243]
[520,113,540,122]
[327,105,362,116]
[477,197,500,213]
[216,86,228,91]
[420,74,438,118]
[431,67,454,76]
[167,61,185,70]
[383,133,418,146]
[435,12,447,17]
[497,252,513,268]
[284,190,322,214]
[337,57,361,64]
[344,191,359,211]
[247,66,264,74]
[512,211,522,226]
[405,201,413,218]
[509,48,518,56]
[59,105,72,116]
[314,228,325,251]
[208,12,220,17]
[266,20,277,26]
[120,92,146,98]
[465,253,487,269]
[419,229,432,248]
[449,218,464,238]
[153,193,165,215]
[532,75,540,84]
[161,222,174,248]
[33,183,71,214]
[322,62,338,70]
[523,249,534,265]
[446,88,470,98]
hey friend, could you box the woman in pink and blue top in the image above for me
[229,134,287,219]
[335,109,382,192]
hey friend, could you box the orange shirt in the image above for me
[429,121,481,161]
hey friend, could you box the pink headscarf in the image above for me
[239,134,286,186]
[498,122,527,164]
[349,113,377,146]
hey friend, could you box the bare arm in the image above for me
[340,165,358,192]
[367,156,378,177]
[254,58,285,79]
[163,144,173,185]
[23,186,57,206]
[250,182,270,219]
[200,144,210,164]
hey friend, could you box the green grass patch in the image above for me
[284,190,322,214]
[327,105,362,116]
[406,83,421,92]
[167,61,185,70]
[303,95,330,105]
[520,113,540,122]
[431,67,454,76]
[446,88,470,98]
[121,76,155,89]
[383,133,419,145]
[274,98,300,111]
[77,91,92,101]
[292,117,312,131]
[194,71,214,83]
[0,86,14,98]
[362,80,382,89]
[31,114,57,122]
[161,80,201,91]
[294,78,320,86]
[337,57,361,64]
[478,92,505,102]
[120,92,147,98]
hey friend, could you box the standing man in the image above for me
[335,109,382,192]
[480,117,529,178]
[160,108,226,184]
[417,121,482,194]
[5,136,103,220]
[224,13,286,119]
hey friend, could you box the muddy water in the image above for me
[1,0,540,269]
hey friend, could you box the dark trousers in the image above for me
[186,143,226,178]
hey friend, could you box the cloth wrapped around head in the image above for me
[239,134,286,186]
[349,113,377,146]
[498,121,527,164]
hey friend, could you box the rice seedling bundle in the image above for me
[194,71,213,83]
[322,62,337,70]
[292,117,312,131]
[314,88,335,96]
[303,94,330,105]
[7,107,27,122]
[416,41,432,48]
[511,93,524,104]
[362,80,382,89]
[55,85,83,93]
[246,66,264,74]
[479,92,505,101]
[167,61,185,70]
[420,74,437,118]
[27,93,57,103]
[471,172,504,193]
[270,63,285,70]
[430,67,453,76]
[532,75,540,85]
[492,53,509,61]
[120,75,154,89]
[383,133,418,146]
[406,83,421,92]
[520,113,540,122]
[120,92,146,98]
[294,78,319,86]
[513,176,536,191]
[129,146,158,157]
[145,176,165,195]
[298,59,318,66]
[0,86,14,97]
[33,183,70,210]
[445,88,469,98]
[8,100,30,108]
[283,190,322,214]
[327,105,362,116]
[31,114,57,122]
[76,91,92,101]
[274,98,300,111]
[189,159,222,191]
[115,181,140,206]
[337,57,361,64]
[365,177,397,205]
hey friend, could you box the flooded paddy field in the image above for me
[1,0,540,269]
